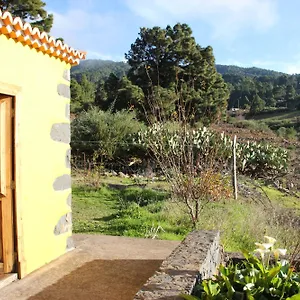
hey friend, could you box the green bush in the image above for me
[71,107,146,161]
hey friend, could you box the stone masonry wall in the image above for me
[134,230,221,300]
[51,68,73,250]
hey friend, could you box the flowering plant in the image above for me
[181,236,300,299]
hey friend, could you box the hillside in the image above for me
[72,59,130,83]
[72,59,284,82]
[215,64,285,77]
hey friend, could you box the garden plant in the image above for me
[181,236,300,299]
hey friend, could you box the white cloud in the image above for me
[48,8,128,59]
[125,0,278,40]
[284,64,300,75]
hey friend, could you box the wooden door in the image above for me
[0,94,15,274]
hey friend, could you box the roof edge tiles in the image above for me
[0,9,86,65]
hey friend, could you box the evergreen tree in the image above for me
[70,78,83,113]
[70,76,95,113]
[0,0,53,32]
[285,84,296,108]
[94,80,108,109]
[250,94,265,115]
[125,23,229,124]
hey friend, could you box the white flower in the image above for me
[264,236,276,245]
[255,242,273,250]
[276,248,287,256]
[280,259,288,266]
[254,248,270,259]
[273,248,287,261]
[243,283,255,291]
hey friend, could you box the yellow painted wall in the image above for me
[0,35,72,277]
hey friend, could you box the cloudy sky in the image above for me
[46,0,300,74]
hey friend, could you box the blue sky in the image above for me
[46,0,300,74]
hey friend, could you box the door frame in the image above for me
[0,81,25,278]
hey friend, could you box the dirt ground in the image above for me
[0,234,179,300]
[28,259,162,300]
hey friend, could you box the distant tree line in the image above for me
[224,73,300,113]
[71,59,300,119]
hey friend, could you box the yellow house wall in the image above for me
[0,35,72,277]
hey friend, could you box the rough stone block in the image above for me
[50,123,70,144]
[66,193,72,207]
[66,148,71,168]
[65,103,70,120]
[57,84,70,99]
[54,212,72,235]
[134,230,220,300]
[53,174,71,191]
[63,69,70,81]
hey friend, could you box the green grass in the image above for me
[261,186,300,214]
[72,184,189,240]
[196,199,299,252]
[253,110,300,122]
[72,185,119,233]
[249,110,300,132]
[228,119,272,133]
[72,176,300,252]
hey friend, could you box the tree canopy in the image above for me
[0,0,53,32]
[125,23,229,124]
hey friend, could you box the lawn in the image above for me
[72,174,300,252]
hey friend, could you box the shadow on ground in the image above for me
[28,259,162,300]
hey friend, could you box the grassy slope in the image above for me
[72,175,300,252]
[251,110,300,130]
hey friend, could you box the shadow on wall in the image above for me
[28,259,163,300]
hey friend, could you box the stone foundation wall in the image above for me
[134,230,221,300]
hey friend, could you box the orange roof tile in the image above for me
[0,9,86,65]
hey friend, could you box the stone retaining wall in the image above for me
[134,230,221,300]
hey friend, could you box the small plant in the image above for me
[181,236,300,300]
[145,223,165,239]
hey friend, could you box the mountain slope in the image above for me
[72,59,130,83]
[72,59,285,82]
[215,65,285,77]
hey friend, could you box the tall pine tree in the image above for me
[125,23,229,124]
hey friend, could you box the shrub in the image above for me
[71,107,146,162]
[137,124,233,227]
